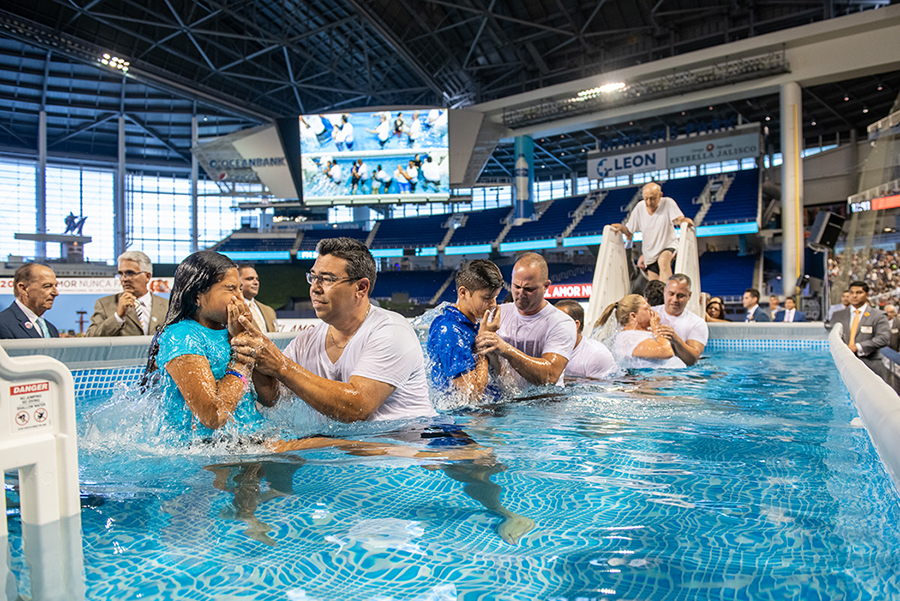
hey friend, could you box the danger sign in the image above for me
[9,380,52,432]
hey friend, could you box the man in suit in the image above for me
[239,265,277,332]
[0,263,60,339]
[86,251,168,337]
[829,281,890,376]
[742,288,771,322]
[774,297,806,322]
[767,295,782,320]
[884,304,900,351]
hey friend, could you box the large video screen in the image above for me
[298,109,449,205]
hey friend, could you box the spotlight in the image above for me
[863,107,869,114]
[811,121,816,126]
[844,96,850,102]
[765,116,771,121]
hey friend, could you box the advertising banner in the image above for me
[587,148,666,180]
[666,131,761,168]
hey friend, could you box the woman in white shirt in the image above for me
[597,294,685,368]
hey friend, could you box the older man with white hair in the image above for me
[610,182,693,282]
[886,303,900,352]
[86,250,169,336]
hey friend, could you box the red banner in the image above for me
[544,283,592,299]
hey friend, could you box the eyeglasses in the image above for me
[116,270,145,279]
[306,272,360,287]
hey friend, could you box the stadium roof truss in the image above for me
[0,0,896,179]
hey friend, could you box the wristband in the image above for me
[225,369,248,387]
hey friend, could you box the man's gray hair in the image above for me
[118,251,153,276]
[668,273,691,290]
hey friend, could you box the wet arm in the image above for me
[632,337,675,359]
[166,355,250,430]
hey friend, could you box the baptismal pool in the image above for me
[6,350,900,600]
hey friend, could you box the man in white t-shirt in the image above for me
[555,300,617,379]
[652,274,708,366]
[611,182,693,282]
[475,253,576,387]
[234,237,434,423]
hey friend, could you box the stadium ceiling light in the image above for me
[98,53,130,72]
[576,81,627,98]
[811,120,817,126]
[863,107,869,114]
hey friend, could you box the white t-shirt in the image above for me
[497,302,577,387]
[625,197,684,264]
[652,305,708,347]
[613,330,686,369]
[282,306,435,422]
[376,120,390,142]
[565,336,617,379]
[422,161,441,182]
[342,121,354,143]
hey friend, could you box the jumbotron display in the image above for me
[298,109,450,205]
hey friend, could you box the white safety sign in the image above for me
[10,381,52,432]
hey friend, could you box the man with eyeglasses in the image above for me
[86,251,169,337]
[232,237,435,422]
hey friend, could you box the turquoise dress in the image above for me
[155,319,262,442]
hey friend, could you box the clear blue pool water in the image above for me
[7,350,900,600]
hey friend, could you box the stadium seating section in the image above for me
[214,170,761,305]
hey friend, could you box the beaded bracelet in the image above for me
[225,369,248,387]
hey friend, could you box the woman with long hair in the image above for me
[705,296,729,323]
[597,294,685,368]
[143,250,274,440]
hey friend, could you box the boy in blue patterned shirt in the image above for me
[427,260,504,400]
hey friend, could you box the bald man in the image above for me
[611,182,693,282]
[475,253,576,387]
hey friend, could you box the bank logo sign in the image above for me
[588,148,666,180]
[588,128,761,180]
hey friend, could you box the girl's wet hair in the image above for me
[141,251,237,389]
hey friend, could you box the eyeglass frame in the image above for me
[116,270,149,280]
[306,272,362,287]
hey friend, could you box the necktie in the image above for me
[134,300,146,333]
[786,310,793,323]
[848,309,861,347]
[36,316,50,338]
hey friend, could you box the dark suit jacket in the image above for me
[0,302,59,339]
[888,316,900,352]
[831,305,890,375]
[85,293,169,337]
[745,305,771,322]
[774,309,806,322]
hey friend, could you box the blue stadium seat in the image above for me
[217,236,296,252]
[447,207,514,246]
[298,228,369,251]
[699,250,756,298]
[702,169,759,225]
[370,214,448,248]
[504,195,586,242]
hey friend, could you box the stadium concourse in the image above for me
[0,1,899,328]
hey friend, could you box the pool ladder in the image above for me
[0,342,84,601]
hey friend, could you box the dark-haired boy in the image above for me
[427,260,504,400]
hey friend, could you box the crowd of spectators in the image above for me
[829,248,900,309]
